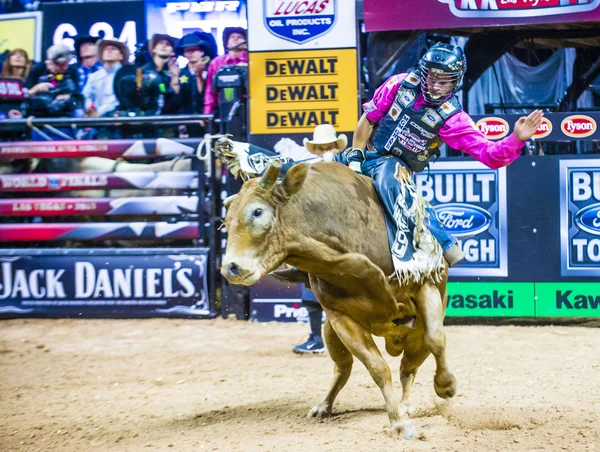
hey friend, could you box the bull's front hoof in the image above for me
[389,419,416,440]
[399,403,415,416]
[434,371,457,399]
[307,402,331,419]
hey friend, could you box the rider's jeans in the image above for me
[362,151,457,252]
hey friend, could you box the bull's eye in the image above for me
[252,208,263,218]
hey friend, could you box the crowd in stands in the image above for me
[0,27,248,139]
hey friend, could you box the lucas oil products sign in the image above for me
[560,159,600,277]
[249,49,358,135]
[0,248,213,318]
[415,161,508,277]
[248,0,356,51]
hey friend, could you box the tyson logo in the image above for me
[476,117,509,140]
[435,203,492,238]
[561,115,597,138]
[575,203,600,236]
[532,117,553,139]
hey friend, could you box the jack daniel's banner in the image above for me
[0,248,214,318]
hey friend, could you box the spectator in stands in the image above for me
[1,49,32,82]
[291,124,348,355]
[25,44,82,118]
[203,27,247,115]
[142,33,179,115]
[173,32,217,114]
[83,39,128,117]
[74,36,102,91]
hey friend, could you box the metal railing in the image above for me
[0,114,213,129]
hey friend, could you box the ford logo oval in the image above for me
[434,203,492,238]
[575,202,600,236]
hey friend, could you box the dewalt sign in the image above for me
[249,49,358,134]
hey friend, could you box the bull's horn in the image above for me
[223,194,237,209]
[259,160,282,189]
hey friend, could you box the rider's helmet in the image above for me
[419,43,466,106]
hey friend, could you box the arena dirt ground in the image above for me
[1,319,599,452]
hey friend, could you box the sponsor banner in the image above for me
[559,159,600,276]
[0,248,213,318]
[475,117,509,140]
[446,282,535,317]
[471,113,600,141]
[147,0,247,56]
[364,0,600,32]
[0,222,199,242]
[0,139,197,160]
[0,196,199,217]
[0,12,43,61]
[0,78,26,100]
[536,283,600,317]
[251,298,327,322]
[248,0,356,51]
[40,1,146,62]
[415,161,508,277]
[251,298,306,322]
[249,48,358,134]
[0,172,199,192]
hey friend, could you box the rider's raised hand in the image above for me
[514,109,544,141]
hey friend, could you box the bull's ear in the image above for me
[282,163,309,197]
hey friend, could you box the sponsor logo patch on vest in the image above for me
[406,73,420,85]
[398,89,415,107]
[389,102,401,120]
[440,101,457,115]
[422,110,441,128]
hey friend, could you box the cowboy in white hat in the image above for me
[303,124,348,157]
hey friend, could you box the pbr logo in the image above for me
[560,160,600,276]
[476,117,509,140]
[561,115,597,138]
[437,0,600,18]
[415,161,508,277]
[532,117,553,139]
[264,0,336,44]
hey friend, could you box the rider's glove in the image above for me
[346,148,366,174]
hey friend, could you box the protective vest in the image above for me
[369,70,462,172]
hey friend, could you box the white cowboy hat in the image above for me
[303,124,348,153]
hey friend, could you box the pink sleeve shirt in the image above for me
[203,51,249,115]
[362,74,525,170]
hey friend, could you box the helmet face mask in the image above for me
[419,43,466,106]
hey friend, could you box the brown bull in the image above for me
[221,159,456,436]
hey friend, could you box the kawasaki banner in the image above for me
[446,282,534,317]
[0,248,214,318]
[536,283,600,317]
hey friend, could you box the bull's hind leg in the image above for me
[328,313,413,437]
[399,340,431,415]
[308,318,353,419]
[415,283,456,399]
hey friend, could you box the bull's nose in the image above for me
[221,260,246,279]
[228,262,240,277]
